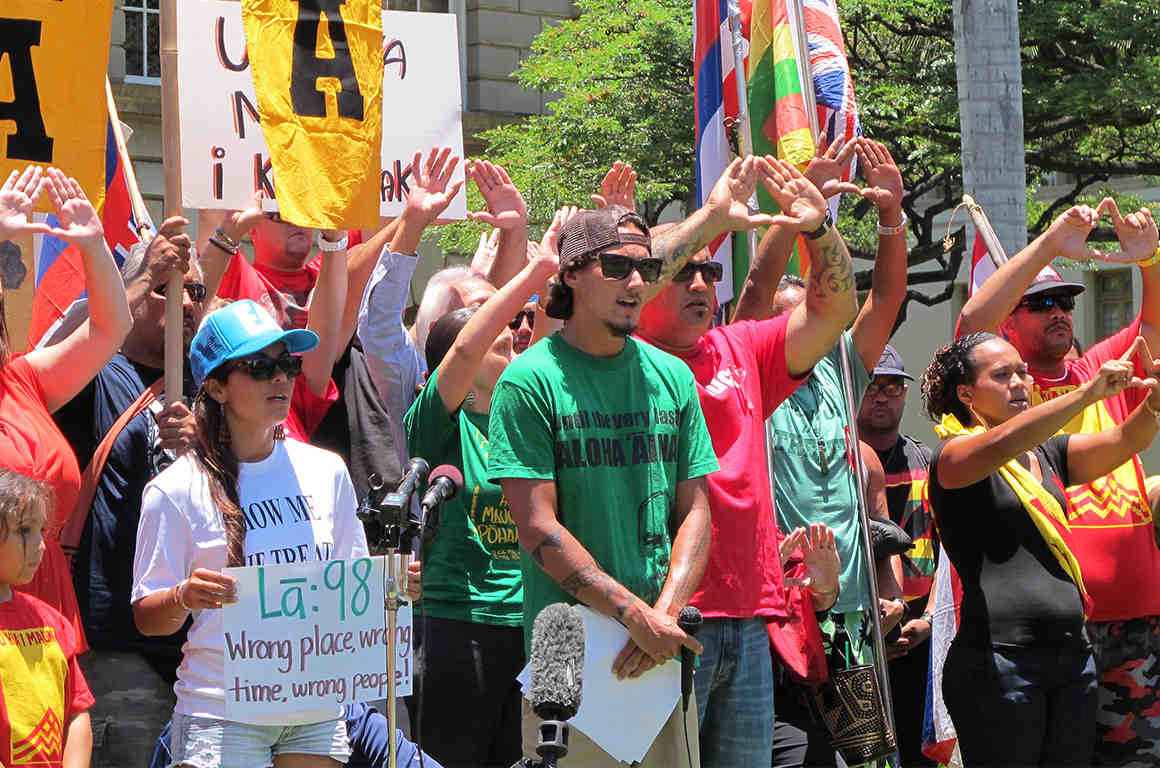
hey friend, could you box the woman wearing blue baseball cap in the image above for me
[131,299,370,768]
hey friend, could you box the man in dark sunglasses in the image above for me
[956,201,1160,765]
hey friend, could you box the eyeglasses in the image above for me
[597,253,664,283]
[674,261,724,284]
[509,309,536,331]
[152,282,207,302]
[865,379,907,398]
[1018,294,1075,313]
[229,353,303,380]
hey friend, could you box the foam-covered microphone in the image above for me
[677,605,702,714]
[528,603,585,766]
[420,464,463,513]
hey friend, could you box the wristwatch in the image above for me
[316,231,349,252]
[805,215,833,241]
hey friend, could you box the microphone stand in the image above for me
[508,715,569,768]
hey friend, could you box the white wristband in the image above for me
[877,211,908,237]
[316,231,349,252]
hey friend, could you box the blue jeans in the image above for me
[942,639,1097,767]
[149,704,442,768]
[693,617,775,768]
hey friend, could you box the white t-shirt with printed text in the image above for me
[132,438,369,723]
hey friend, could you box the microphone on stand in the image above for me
[395,457,431,505]
[418,465,463,546]
[513,602,585,768]
[677,606,702,714]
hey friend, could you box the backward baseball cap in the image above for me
[557,206,652,269]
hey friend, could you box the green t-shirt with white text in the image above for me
[487,334,719,650]
[404,368,523,627]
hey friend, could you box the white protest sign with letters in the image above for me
[222,557,413,725]
[176,0,467,220]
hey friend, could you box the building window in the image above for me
[123,0,161,84]
[1095,269,1134,342]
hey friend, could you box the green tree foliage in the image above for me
[442,0,1160,310]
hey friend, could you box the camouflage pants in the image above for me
[1088,617,1160,767]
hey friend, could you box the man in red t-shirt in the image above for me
[957,200,1160,765]
[634,158,857,766]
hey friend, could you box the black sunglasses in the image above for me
[230,353,303,380]
[152,282,207,302]
[509,309,535,330]
[598,253,664,283]
[1019,294,1075,313]
[674,261,724,284]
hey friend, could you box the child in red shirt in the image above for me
[0,469,93,768]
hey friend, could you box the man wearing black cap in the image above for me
[488,157,777,767]
[957,201,1160,766]
[856,344,936,767]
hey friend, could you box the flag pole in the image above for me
[727,3,759,295]
[105,78,153,237]
[160,0,183,403]
[963,193,1009,269]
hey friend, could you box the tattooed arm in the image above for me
[642,156,779,302]
[784,225,859,376]
[502,477,704,677]
[655,476,711,618]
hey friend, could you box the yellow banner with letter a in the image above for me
[0,0,113,210]
[242,0,383,230]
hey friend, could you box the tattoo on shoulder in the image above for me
[809,233,854,300]
[529,530,563,566]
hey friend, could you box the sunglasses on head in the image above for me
[1018,294,1075,313]
[509,309,536,330]
[152,282,207,302]
[229,352,303,380]
[674,261,724,284]
[597,253,664,283]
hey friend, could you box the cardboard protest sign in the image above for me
[222,557,414,725]
[0,0,114,210]
[241,0,382,230]
[177,0,467,221]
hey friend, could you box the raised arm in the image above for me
[935,350,1146,489]
[957,205,1103,336]
[1067,339,1160,484]
[1093,200,1160,353]
[849,139,909,372]
[435,238,556,411]
[391,148,463,257]
[299,240,347,396]
[21,168,131,411]
[466,160,529,289]
[646,156,778,302]
[339,218,400,349]
[196,195,266,303]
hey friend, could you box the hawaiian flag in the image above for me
[28,120,151,348]
[694,0,740,305]
[803,0,860,188]
[922,549,965,767]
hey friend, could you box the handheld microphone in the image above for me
[528,603,585,766]
[395,457,431,505]
[677,605,702,714]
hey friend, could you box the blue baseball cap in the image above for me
[872,344,913,381]
[190,299,318,386]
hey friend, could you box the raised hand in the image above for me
[537,205,579,264]
[1095,198,1159,265]
[40,168,105,251]
[1084,337,1156,403]
[856,138,906,214]
[591,161,638,211]
[405,147,464,226]
[469,228,501,276]
[804,137,859,200]
[220,190,268,244]
[467,159,527,231]
[1043,204,1105,262]
[0,166,51,242]
[706,155,781,231]
[758,156,828,232]
[143,216,193,289]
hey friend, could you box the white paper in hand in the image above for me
[518,605,680,763]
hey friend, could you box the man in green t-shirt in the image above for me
[488,157,775,768]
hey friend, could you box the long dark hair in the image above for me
[921,331,998,424]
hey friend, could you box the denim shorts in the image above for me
[169,712,351,768]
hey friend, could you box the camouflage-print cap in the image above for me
[557,206,651,269]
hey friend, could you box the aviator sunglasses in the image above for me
[229,352,303,380]
[597,253,664,283]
